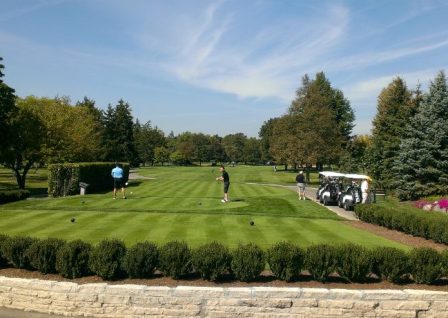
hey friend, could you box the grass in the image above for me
[0,165,406,249]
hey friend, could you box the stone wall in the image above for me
[1,276,448,317]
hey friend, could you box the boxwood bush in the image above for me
[27,238,66,274]
[231,243,265,282]
[0,234,9,267]
[56,240,92,279]
[89,239,126,280]
[371,247,410,283]
[267,241,304,282]
[48,162,130,197]
[122,241,159,279]
[159,241,192,279]
[409,248,444,284]
[0,190,30,204]
[0,236,38,269]
[335,244,371,283]
[355,204,448,244]
[305,244,337,283]
[192,242,231,281]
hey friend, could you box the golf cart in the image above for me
[338,174,370,211]
[316,171,345,206]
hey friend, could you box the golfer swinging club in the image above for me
[111,162,126,199]
[216,165,230,203]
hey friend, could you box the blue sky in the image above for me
[1,0,447,137]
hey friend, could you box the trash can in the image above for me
[79,182,89,195]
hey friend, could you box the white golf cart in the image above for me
[338,173,370,211]
[316,171,345,206]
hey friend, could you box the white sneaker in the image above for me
[221,199,226,203]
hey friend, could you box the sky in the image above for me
[1,0,447,137]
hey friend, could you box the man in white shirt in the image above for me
[361,178,369,204]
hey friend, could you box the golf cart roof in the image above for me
[345,173,371,180]
[319,171,345,177]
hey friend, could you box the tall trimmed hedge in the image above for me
[48,162,130,197]
[355,204,448,244]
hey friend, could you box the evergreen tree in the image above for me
[368,77,415,189]
[394,71,448,200]
[102,100,138,164]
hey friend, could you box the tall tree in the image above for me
[258,117,279,162]
[243,137,262,164]
[368,77,416,188]
[134,120,165,165]
[394,71,448,200]
[1,103,44,189]
[222,133,247,163]
[102,100,138,164]
[0,57,17,158]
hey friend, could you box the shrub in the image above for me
[0,234,9,267]
[371,247,410,283]
[48,162,130,197]
[27,238,66,274]
[123,242,159,279]
[56,240,92,279]
[192,242,231,281]
[305,244,337,283]
[159,241,192,279]
[409,248,444,284]
[231,243,265,282]
[0,190,30,204]
[442,250,448,277]
[89,239,126,280]
[335,244,371,283]
[0,236,38,269]
[267,241,304,282]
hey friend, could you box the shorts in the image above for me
[114,178,123,189]
[224,182,230,193]
[297,183,305,191]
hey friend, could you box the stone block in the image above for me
[380,300,430,311]
[328,288,363,300]
[372,310,418,318]
[141,286,172,297]
[300,288,330,299]
[291,299,318,308]
[431,301,448,310]
[225,287,253,298]
[252,287,301,298]
[362,290,407,300]
[405,289,448,301]
[317,299,355,309]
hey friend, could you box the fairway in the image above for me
[0,166,405,249]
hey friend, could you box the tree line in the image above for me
[1,56,447,200]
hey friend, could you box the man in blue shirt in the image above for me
[111,163,126,199]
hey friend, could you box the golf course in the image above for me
[0,165,405,249]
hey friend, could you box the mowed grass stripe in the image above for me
[0,211,51,232]
[0,212,72,236]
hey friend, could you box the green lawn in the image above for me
[0,165,406,249]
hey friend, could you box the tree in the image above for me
[208,135,226,163]
[0,57,17,158]
[368,77,416,188]
[154,146,170,166]
[339,135,371,173]
[259,118,279,162]
[134,120,165,165]
[222,133,247,163]
[243,138,262,164]
[394,71,448,200]
[102,100,138,164]
[1,103,44,189]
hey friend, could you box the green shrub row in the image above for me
[0,190,30,204]
[0,236,447,284]
[48,162,130,197]
[355,204,448,244]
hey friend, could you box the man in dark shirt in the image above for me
[295,170,306,200]
[216,165,230,203]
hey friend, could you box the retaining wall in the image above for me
[1,276,448,317]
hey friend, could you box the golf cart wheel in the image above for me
[338,200,343,208]
[344,201,351,211]
[323,197,329,206]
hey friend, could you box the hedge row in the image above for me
[0,236,447,284]
[355,204,448,244]
[0,190,30,205]
[48,162,130,197]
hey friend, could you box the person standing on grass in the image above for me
[296,170,306,200]
[111,162,126,199]
[216,165,230,203]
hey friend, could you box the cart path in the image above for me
[248,183,448,251]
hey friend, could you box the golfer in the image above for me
[295,171,306,200]
[111,162,126,199]
[216,165,230,203]
[361,178,369,204]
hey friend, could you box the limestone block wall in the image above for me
[0,276,448,317]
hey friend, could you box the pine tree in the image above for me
[368,77,415,189]
[0,57,17,158]
[394,71,448,200]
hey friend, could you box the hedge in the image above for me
[355,204,448,244]
[0,234,447,284]
[0,190,30,204]
[48,162,130,197]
